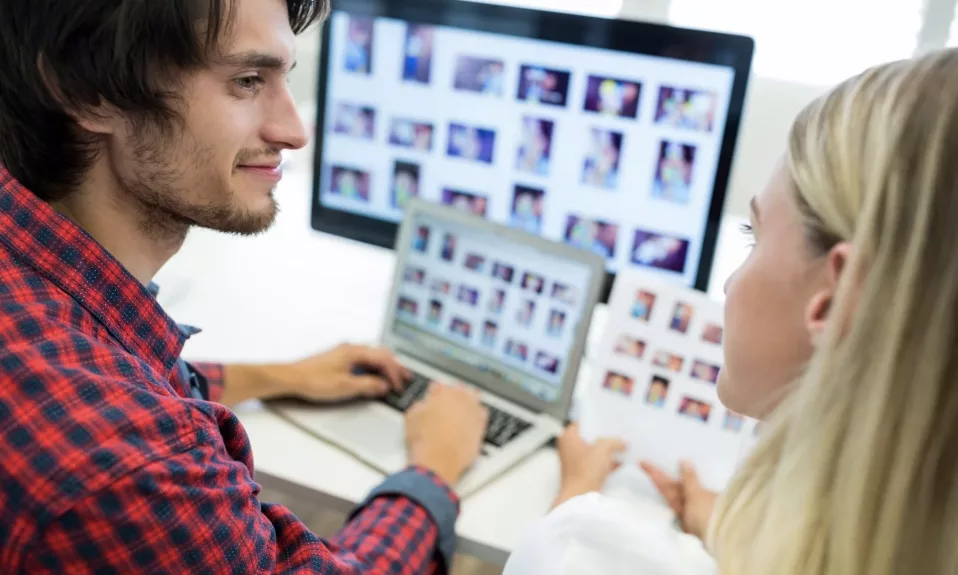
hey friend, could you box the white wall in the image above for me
[720,77,826,215]
[288,7,830,219]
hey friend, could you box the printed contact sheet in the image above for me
[581,269,757,494]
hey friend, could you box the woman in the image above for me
[507,49,958,575]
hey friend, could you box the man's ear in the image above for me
[37,53,117,135]
[805,241,853,345]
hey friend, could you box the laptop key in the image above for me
[484,404,532,448]
[381,370,533,449]
[381,373,430,412]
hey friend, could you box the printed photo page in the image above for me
[580,268,758,501]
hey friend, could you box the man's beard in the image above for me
[121,129,279,242]
[126,176,279,241]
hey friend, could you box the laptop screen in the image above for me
[390,210,596,403]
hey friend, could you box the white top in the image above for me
[503,493,718,575]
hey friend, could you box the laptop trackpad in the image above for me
[316,405,406,470]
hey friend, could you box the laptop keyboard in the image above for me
[380,370,533,448]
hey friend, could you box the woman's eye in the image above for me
[739,222,756,248]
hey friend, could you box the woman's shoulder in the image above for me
[504,493,716,575]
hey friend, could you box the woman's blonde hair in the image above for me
[710,48,958,574]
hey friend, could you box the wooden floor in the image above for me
[260,485,503,575]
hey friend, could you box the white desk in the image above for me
[154,170,576,565]
[154,167,722,566]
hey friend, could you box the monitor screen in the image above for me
[390,209,598,403]
[311,0,754,300]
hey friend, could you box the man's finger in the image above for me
[348,375,390,397]
[350,346,406,390]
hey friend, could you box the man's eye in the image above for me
[235,76,265,91]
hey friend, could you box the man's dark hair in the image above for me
[0,0,327,202]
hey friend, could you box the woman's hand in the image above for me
[640,460,718,540]
[552,423,627,509]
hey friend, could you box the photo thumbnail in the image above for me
[388,118,434,151]
[678,396,712,423]
[630,229,691,274]
[551,282,579,306]
[402,24,435,84]
[447,123,496,164]
[602,371,635,397]
[343,16,374,74]
[652,349,685,373]
[535,351,560,375]
[516,64,571,107]
[510,185,545,235]
[391,160,420,209]
[583,75,641,119]
[655,86,718,132]
[332,102,375,139]
[582,128,624,190]
[564,214,619,259]
[505,339,530,362]
[397,296,418,319]
[630,290,656,321]
[453,55,506,96]
[651,140,697,204]
[481,321,499,347]
[516,117,554,175]
[412,225,430,253]
[645,375,670,408]
[614,334,646,359]
[427,299,443,326]
[521,272,545,295]
[328,165,371,202]
[441,188,488,218]
[450,317,473,339]
[440,233,457,262]
[669,301,694,334]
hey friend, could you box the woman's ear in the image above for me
[805,241,853,345]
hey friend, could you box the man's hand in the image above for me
[640,460,718,540]
[552,423,627,509]
[282,344,411,401]
[405,383,488,487]
[220,344,411,406]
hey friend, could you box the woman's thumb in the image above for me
[679,461,702,490]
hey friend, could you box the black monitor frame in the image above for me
[310,0,754,302]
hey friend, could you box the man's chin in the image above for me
[195,199,279,236]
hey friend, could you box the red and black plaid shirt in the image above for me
[0,167,460,574]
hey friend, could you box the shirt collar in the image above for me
[0,166,186,376]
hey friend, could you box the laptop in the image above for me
[272,198,605,496]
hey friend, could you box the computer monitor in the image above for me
[310,0,754,301]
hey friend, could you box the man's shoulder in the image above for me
[0,242,104,343]
[0,346,218,548]
[0,260,209,545]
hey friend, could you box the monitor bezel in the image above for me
[383,198,606,421]
[310,0,755,302]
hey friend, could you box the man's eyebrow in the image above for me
[218,51,295,72]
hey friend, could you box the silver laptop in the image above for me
[272,199,605,496]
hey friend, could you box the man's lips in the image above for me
[237,163,283,180]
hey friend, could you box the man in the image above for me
[0,0,489,573]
